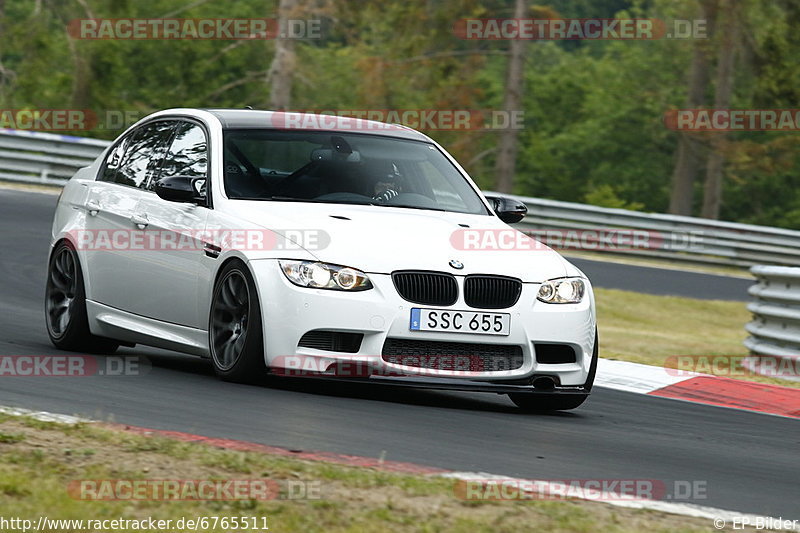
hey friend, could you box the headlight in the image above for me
[537,278,585,304]
[279,260,373,291]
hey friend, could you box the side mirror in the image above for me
[154,176,206,204]
[485,195,527,224]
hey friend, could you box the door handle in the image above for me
[85,200,101,216]
[130,214,149,229]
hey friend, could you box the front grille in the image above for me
[298,330,363,353]
[392,271,458,306]
[382,338,523,372]
[464,275,522,309]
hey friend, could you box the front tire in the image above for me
[509,330,598,412]
[44,241,119,354]
[209,261,266,383]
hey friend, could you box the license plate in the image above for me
[410,308,511,336]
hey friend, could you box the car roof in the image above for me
[202,109,432,142]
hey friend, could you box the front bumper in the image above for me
[271,374,592,395]
[250,259,596,390]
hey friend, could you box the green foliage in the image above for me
[583,184,645,210]
[0,0,798,228]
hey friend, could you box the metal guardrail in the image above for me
[505,193,800,268]
[2,128,800,267]
[744,265,800,382]
[0,129,109,186]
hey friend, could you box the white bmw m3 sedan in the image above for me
[45,108,597,411]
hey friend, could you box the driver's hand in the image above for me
[373,189,399,203]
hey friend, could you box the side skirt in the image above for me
[86,300,210,357]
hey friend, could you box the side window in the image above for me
[155,121,208,184]
[113,121,175,188]
[100,133,133,182]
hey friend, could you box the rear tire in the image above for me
[510,330,598,412]
[44,241,119,354]
[209,261,266,383]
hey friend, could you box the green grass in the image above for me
[595,287,799,387]
[0,431,25,444]
[0,414,728,533]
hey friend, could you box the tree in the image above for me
[0,0,14,101]
[493,0,527,193]
[668,0,717,216]
[267,0,298,110]
[701,0,739,219]
[66,0,95,109]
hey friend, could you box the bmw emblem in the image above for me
[449,259,464,270]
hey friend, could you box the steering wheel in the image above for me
[383,192,439,209]
[271,161,323,196]
[315,192,373,203]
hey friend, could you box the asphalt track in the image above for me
[0,188,796,519]
[568,257,751,302]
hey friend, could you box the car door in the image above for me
[129,120,211,328]
[81,120,174,312]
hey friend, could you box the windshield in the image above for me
[221,129,490,215]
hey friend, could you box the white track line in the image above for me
[443,472,799,530]
[0,405,88,424]
[595,358,697,394]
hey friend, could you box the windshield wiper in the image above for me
[234,196,449,211]
[380,204,446,212]
[251,196,378,206]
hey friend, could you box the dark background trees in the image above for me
[1,0,799,227]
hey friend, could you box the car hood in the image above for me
[228,201,576,282]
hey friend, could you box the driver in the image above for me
[372,162,404,202]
